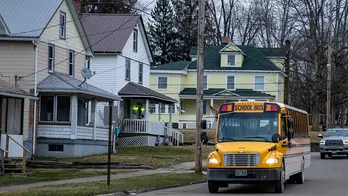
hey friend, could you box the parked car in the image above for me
[318,128,348,159]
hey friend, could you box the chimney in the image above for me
[221,37,230,44]
[74,0,81,13]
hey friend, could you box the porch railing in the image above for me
[164,126,184,146]
[0,129,30,173]
[123,119,165,135]
[0,147,7,176]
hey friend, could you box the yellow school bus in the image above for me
[207,101,311,193]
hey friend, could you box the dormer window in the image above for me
[227,54,235,66]
[59,11,66,39]
[133,28,138,52]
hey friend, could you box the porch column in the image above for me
[169,103,172,127]
[210,99,214,128]
[91,99,97,140]
[70,95,78,139]
[145,99,149,119]
[158,103,161,121]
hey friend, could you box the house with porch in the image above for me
[0,0,121,158]
[149,37,287,129]
[79,11,182,146]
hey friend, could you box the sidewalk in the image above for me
[0,163,200,193]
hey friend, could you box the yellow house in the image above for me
[149,39,286,129]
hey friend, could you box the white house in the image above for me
[80,13,182,146]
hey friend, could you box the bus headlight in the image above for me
[266,157,279,164]
[208,158,219,164]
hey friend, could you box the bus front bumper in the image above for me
[207,168,281,183]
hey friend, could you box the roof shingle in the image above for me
[38,73,121,101]
[0,79,36,99]
[80,14,140,53]
[118,82,177,103]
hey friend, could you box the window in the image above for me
[49,144,64,152]
[40,96,71,122]
[203,100,207,115]
[40,96,54,121]
[204,75,208,89]
[169,104,175,114]
[125,58,130,81]
[227,75,235,90]
[138,63,143,84]
[254,75,265,90]
[85,56,90,69]
[69,50,75,76]
[149,103,156,114]
[48,44,55,73]
[227,54,235,66]
[160,104,166,113]
[56,96,70,122]
[133,28,138,52]
[59,11,66,39]
[157,76,167,89]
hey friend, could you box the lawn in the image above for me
[311,131,323,143]
[0,169,131,187]
[38,146,213,169]
[180,129,216,143]
[0,172,207,196]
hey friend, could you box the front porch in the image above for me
[118,82,183,146]
[0,79,37,174]
[177,88,276,129]
[36,73,121,158]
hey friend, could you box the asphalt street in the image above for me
[138,153,348,196]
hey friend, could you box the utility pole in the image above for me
[195,0,205,174]
[107,101,113,186]
[284,40,290,105]
[327,0,333,129]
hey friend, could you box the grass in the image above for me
[0,172,207,196]
[38,146,212,169]
[0,169,131,187]
[311,131,323,143]
[180,129,216,143]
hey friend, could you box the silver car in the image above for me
[319,128,348,159]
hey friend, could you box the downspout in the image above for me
[32,41,38,159]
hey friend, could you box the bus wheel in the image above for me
[208,181,219,193]
[294,159,305,184]
[274,163,285,193]
[320,153,325,159]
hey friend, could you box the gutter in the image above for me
[32,40,38,159]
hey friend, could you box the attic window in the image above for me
[133,28,138,52]
[59,11,66,39]
[227,54,235,66]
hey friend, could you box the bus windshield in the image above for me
[218,112,279,142]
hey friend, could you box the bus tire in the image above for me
[208,181,219,193]
[294,159,305,184]
[320,153,325,159]
[274,163,285,193]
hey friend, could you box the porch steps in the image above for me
[2,157,24,174]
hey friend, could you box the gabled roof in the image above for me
[118,82,177,103]
[0,14,10,35]
[179,88,275,98]
[151,61,190,71]
[0,0,63,38]
[80,13,139,53]
[38,73,121,101]
[159,44,285,72]
[0,79,37,99]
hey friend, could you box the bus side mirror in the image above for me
[272,133,282,143]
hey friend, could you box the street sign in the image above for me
[103,105,118,126]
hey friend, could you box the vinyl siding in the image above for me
[37,0,86,82]
[0,41,34,140]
